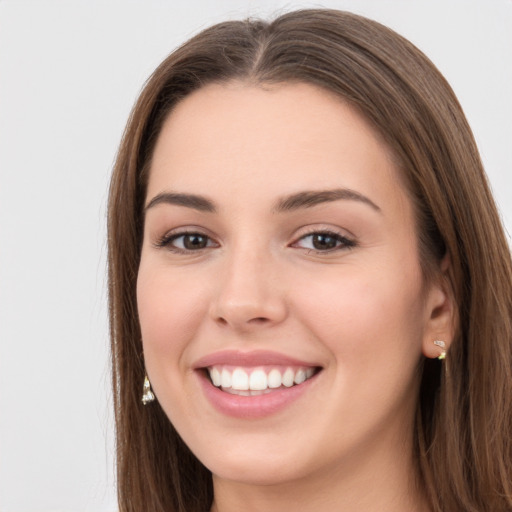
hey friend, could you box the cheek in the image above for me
[136,262,208,368]
[289,263,426,439]
[293,260,426,361]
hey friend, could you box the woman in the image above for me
[108,9,512,512]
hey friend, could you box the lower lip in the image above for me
[197,371,319,419]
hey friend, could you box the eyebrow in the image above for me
[274,188,381,213]
[144,188,381,215]
[144,192,216,213]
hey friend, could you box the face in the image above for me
[137,82,447,487]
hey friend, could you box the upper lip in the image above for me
[193,350,320,369]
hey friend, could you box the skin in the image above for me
[137,82,453,512]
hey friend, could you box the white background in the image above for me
[0,1,510,511]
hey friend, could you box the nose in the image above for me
[209,247,288,331]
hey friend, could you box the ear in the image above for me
[421,255,457,359]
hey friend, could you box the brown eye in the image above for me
[293,231,356,252]
[181,234,209,250]
[311,233,338,250]
[158,232,217,252]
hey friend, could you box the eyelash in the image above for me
[154,229,357,255]
[292,229,357,253]
[154,230,217,253]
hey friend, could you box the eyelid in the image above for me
[151,224,356,254]
[153,227,219,252]
[290,226,357,253]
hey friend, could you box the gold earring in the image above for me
[433,340,446,360]
[142,374,155,405]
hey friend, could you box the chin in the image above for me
[191,433,321,487]
[209,456,306,487]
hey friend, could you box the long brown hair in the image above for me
[108,9,512,511]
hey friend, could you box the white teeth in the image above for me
[210,367,221,387]
[208,366,317,391]
[231,368,249,390]
[221,368,232,388]
[282,368,295,387]
[267,368,282,388]
[294,369,306,385]
[249,369,268,391]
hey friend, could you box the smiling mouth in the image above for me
[205,365,321,396]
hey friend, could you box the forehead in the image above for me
[147,81,408,215]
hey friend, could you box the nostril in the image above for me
[251,317,269,324]
[215,316,269,327]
